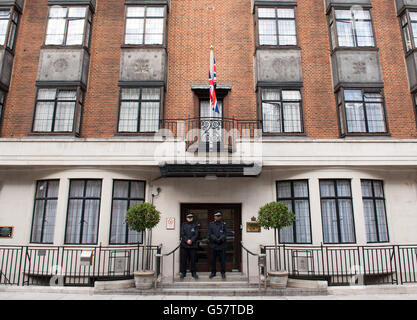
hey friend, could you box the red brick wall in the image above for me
[1,0,416,139]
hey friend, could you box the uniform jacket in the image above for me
[208,220,227,250]
[180,221,199,248]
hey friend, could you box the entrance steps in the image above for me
[94,272,328,296]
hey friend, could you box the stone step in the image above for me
[162,281,260,289]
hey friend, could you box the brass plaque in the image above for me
[246,222,261,233]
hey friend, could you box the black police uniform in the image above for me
[180,219,199,276]
[208,219,227,275]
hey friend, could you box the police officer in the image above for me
[180,213,199,279]
[208,211,227,279]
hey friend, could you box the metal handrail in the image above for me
[240,242,267,290]
[155,243,181,288]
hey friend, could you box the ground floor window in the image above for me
[65,179,102,244]
[110,180,145,244]
[276,180,312,243]
[31,180,59,244]
[361,180,389,243]
[320,179,356,244]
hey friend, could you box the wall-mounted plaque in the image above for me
[0,226,13,238]
[166,217,175,230]
[246,222,261,233]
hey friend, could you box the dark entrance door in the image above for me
[180,204,242,272]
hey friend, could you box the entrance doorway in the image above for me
[180,204,242,272]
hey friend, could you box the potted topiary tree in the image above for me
[125,202,161,289]
[257,201,295,289]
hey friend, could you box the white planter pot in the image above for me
[268,270,289,289]
[133,270,155,290]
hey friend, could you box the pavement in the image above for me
[1,285,417,300]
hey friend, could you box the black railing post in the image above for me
[396,245,403,285]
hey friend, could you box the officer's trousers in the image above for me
[210,248,226,274]
[180,247,197,275]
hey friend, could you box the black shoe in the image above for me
[192,273,199,279]
[209,273,216,279]
[221,273,226,279]
[180,273,185,279]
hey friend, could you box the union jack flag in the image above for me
[209,47,219,114]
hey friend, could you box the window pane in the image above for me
[111,200,128,244]
[259,19,277,45]
[258,8,275,18]
[262,102,282,133]
[336,21,354,47]
[81,199,100,244]
[144,18,164,44]
[70,180,85,197]
[114,181,129,198]
[146,7,165,17]
[119,101,139,132]
[66,19,85,45]
[127,7,145,18]
[355,21,374,46]
[31,200,45,243]
[122,88,140,100]
[140,102,160,132]
[282,90,301,101]
[320,181,335,197]
[321,199,338,243]
[54,101,75,132]
[36,181,48,198]
[66,199,83,243]
[363,199,378,242]
[294,199,311,243]
[373,181,384,198]
[33,102,54,132]
[361,180,373,197]
[335,10,352,20]
[142,88,160,100]
[353,9,371,20]
[294,181,308,198]
[58,90,77,100]
[283,102,301,132]
[85,180,101,198]
[345,102,366,133]
[375,200,389,242]
[130,181,145,199]
[344,90,362,101]
[45,18,66,45]
[47,180,59,198]
[277,181,291,198]
[262,88,280,101]
[68,7,86,18]
[338,199,355,243]
[43,199,57,243]
[0,19,9,45]
[125,18,144,44]
[277,9,295,19]
[38,89,56,100]
[279,200,294,243]
[365,102,385,133]
[336,180,351,197]
[49,7,68,18]
[278,20,296,45]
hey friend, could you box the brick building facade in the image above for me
[1,0,417,284]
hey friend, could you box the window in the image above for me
[257,7,297,46]
[125,6,165,45]
[65,180,101,244]
[32,88,83,134]
[361,180,389,243]
[338,89,387,135]
[110,180,145,244]
[0,8,19,50]
[118,87,161,133]
[320,180,356,244]
[401,11,417,52]
[261,88,303,133]
[0,91,5,125]
[329,9,375,48]
[277,180,312,244]
[31,180,59,244]
[45,6,92,46]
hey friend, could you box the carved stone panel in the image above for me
[255,49,302,85]
[37,48,90,86]
[331,50,383,89]
[119,48,167,83]
[395,0,417,15]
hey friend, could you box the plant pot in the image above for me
[133,270,155,290]
[268,270,289,289]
